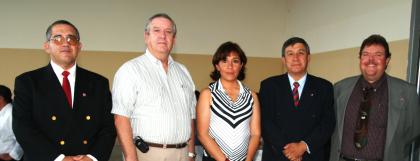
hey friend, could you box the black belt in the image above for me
[340,154,382,161]
[145,141,187,149]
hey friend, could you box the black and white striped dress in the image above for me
[206,80,254,161]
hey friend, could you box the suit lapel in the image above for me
[45,64,73,111]
[73,66,89,111]
[336,76,358,145]
[299,75,315,108]
[384,76,403,152]
[277,74,295,108]
[278,74,316,109]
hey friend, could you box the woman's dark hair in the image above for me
[0,85,12,103]
[210,41,247,81]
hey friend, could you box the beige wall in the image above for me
[0,39,409,93]
[0,49,283,93]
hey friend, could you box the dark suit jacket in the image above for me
[259,73,335,161]
[12,64,116,161]
[330,75,420,161]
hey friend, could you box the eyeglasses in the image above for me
[49,35,79,46]
[354,86,373,150]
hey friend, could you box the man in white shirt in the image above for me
[112,13,196,161]
[0,85,23,161]
[13,20,116,161]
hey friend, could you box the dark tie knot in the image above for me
[293,82,300,88]
[62,71,70,77]
[362,86,374,100]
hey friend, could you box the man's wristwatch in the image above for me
[188,152,196,158]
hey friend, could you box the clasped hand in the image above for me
[63,155,93,161]
[282,141,307,161]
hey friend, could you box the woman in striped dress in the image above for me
[197,41,261,161]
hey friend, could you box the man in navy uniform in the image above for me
[13,20,116,161]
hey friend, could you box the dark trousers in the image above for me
[202,155,216,161]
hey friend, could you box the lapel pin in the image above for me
[82,93,87,97]
[310,93,314,96]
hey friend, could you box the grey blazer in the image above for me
[329,74,420,161]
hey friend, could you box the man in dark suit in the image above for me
[329,34,420,161]
[12,20,116,161]
[259,37,335,161]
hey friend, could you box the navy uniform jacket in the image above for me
[259,73,335,161]
[12,64,116,161]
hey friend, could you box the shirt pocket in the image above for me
[179,83,194,103]
[141,85,165,106]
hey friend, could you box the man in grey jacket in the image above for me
[330,34,420,161]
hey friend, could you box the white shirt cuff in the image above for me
[302,141,311,154]
[54,154,65,161]
[87,154,98,161]
[9,143,23,160]
[9,151,23,160]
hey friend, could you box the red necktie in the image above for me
[293,82,300,107]
[62,71,72,108]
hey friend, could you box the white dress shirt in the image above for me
[0,103,23,160]
[287,73,307,98]
[50,60,76,106]
[112,49,196,144]
[50,61,97,161]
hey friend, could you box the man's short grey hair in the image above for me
[144,13,177,37]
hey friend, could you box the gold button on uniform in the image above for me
[60,140,65,145]
[86,115,91,120]
[51,115,57,121]
[83,140,88,144]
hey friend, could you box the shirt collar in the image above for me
[360,73,387,90]
[0,103,12,113]
[50,60,77,79]
[145,49,174,65]
[287,73,307,88]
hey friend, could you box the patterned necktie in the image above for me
[293,82,300,107]
[62,71,72,108]
[354,86,373,149]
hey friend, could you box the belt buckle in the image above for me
[163,144,167,149]
[341,155,364,161]
[354,157,365,161]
